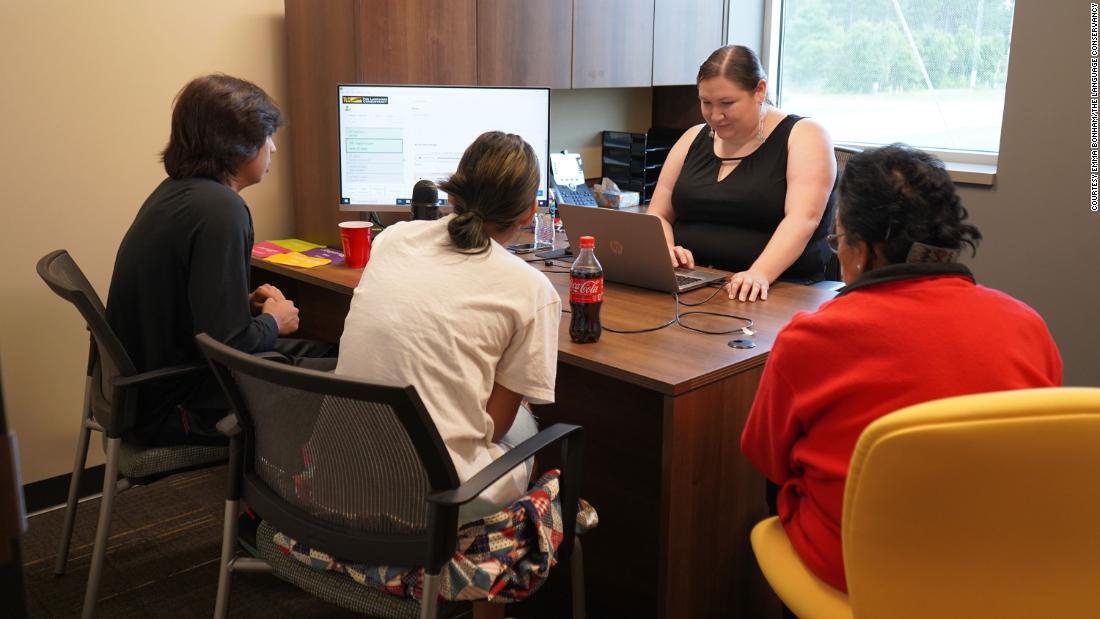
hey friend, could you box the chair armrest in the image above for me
[427,423,583,507]
[113,352,285,391]
[111,362,209,389]
[423,423,584,573]
[105,362,209,438]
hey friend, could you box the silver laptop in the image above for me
[558,203,728,293]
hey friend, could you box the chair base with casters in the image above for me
[750,516,851,619]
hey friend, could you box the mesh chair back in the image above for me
[197,334,460,566]
[236,373,434,535]
[823,146,863,281]
[834,145,861,176]
[36,249,136,429]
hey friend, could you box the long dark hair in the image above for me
[439,131,540,254]
[162,74,282,183]
[838,144,981,263]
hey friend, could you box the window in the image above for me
[774,0,1016,161]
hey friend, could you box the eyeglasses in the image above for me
[826,232,846,253]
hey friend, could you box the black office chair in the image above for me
[196,333,587,619]
[36,249,229,618]
[814,145,863,290]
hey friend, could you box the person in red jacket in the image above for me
[740,143,1063,593]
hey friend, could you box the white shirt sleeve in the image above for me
[494,297,561,404]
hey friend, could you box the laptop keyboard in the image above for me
[675,273,703,287]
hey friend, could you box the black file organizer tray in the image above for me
[601,128,685,204]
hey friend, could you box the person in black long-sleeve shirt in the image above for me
[107,74,331,446]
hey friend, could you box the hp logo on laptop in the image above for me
[609,239,624,255]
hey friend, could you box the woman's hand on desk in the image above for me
[728,269,770,302]
[262,297,300,335]
[669,245,695,269]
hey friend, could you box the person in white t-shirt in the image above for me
[337,132,561,540]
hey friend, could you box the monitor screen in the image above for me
[337,84,550,212]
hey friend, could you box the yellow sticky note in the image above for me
[270,238,325,252]
[263,251,331,268]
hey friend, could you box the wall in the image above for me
[551,88,654,178]
[955,1,1098,386]
[0,0,293,484]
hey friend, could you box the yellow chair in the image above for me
[751,387,1100,619]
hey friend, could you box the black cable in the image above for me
[674,289,754,335]
[605,317,677,334]
[523,256,573,274]
[561,302,676,334]
[675,281,728,307]
[554,273,753,336]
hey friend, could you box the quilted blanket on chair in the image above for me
[272,469,598,602]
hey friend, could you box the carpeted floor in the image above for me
[21,466,362,618]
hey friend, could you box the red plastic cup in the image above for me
[338,221,374,268]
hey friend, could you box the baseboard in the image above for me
[22,465,105,514]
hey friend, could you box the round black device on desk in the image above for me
[411,180,441,220]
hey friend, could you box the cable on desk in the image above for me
[525,256,572,274]
[675,282,728,307]
[674,284,754,335]
[561,301,677,334]
[554,273,753,336]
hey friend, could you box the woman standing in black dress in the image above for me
[648,45,837,301]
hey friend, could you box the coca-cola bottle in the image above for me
[569,235,603,343]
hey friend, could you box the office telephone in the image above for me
[550,152,597,207]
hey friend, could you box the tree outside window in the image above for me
[778,0,1015,154]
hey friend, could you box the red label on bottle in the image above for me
[570,276,603,303]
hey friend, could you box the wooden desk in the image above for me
[251,256,834,618]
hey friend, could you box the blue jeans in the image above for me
[458,405,538,524]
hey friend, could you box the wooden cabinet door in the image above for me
[572,0,654,88]
[353,0,477,85]
[652,0,725,86]
[285,0,363,247]
[477,0,572,88]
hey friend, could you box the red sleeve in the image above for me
[1046,334,1064,386]
[741,343,804,485]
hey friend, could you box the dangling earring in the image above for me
[756,100,767,143]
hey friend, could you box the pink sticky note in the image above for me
[252,241,290,258]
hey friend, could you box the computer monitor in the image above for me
[337,84,550,213]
